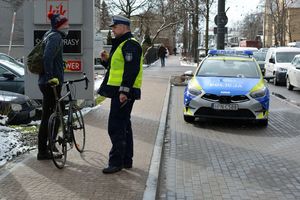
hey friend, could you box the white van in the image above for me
[264,47,300,85]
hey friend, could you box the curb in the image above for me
[142,77,171,200]
[271,92,300,110]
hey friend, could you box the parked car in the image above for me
[264,47,300,85]
[183,49,269,126]
[0,60,24,94]
[0,90,38,125]
[253,51,267,75]
[0,53,24,68]
[286,54,300,90]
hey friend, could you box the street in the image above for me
[158,79,300,199]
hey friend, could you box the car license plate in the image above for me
[212,103,238,110]
[29,110,36,118]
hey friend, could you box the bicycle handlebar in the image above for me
[63,73,89,90]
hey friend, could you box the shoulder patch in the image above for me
[125,52,133,62]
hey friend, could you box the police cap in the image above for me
[109,15,131,27]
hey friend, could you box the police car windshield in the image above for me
[197,59,260,78]
[276,52,300,63]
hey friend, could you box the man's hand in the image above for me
[48,78,59,86]
[100,50,109,62]
[119,93,128,103]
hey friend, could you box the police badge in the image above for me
[125,52,133,62]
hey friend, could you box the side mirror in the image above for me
[269,58,275,64]
[184,70,194,77]
[2,72,16,80]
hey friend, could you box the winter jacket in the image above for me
[38,29,64,86]
[158,46,167,58]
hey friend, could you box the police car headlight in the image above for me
[11,103,22,112]
[188,87,202,96]
[250,87,267,98]
[278,67,287,72]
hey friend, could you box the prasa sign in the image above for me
[33,30,82,54]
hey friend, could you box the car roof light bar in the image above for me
[208,49,253,57]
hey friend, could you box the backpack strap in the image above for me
[42,32,61,56]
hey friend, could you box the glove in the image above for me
[48,78,59,86]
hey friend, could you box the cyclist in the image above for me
[37,12,69,160]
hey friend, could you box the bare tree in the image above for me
[106,0,153,18]
[100,0,111,29]
[240,13,263,40]
[201,0,215,55]
[267,0,295,46]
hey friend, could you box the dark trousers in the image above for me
[108,96,135,167]
[38,84,62,153]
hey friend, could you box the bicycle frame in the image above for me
[52,85,74,146]
[48,75,89,169]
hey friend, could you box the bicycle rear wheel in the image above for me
[71,105,85,152]
[48,112,67,169]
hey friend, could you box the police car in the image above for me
[183,50,270,126]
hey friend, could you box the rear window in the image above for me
[197,59,260,78]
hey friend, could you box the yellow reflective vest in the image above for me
[107,38,143,89]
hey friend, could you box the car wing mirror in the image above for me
[269,58,275,64]
[184,70,194,77]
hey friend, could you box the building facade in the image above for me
[264,0,300,47]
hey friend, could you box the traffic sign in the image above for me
[214,14,228,26]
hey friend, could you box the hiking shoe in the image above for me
[37,152,52,160]
[37,152,62,160]
[102,166,123,174]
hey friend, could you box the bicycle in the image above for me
[48,75,89,169]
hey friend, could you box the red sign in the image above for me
[46,0,69,21]
[65,60,82,72]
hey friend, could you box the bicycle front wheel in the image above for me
[48,112,67,169]
[71,105,86,153]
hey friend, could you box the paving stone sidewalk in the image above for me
[0,55,190,200]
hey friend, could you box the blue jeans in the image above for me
[160,57,165,67]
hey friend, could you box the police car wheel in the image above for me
[184,115,195,123]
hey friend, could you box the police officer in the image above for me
[98,15,143,174]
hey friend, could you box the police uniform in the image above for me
[98,15,143,173]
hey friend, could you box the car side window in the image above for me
[270,53,275,61]
[291,58,296,65]
[0,66,9,77]
[296,58,300,67]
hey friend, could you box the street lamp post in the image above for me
[216,0,227,49]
